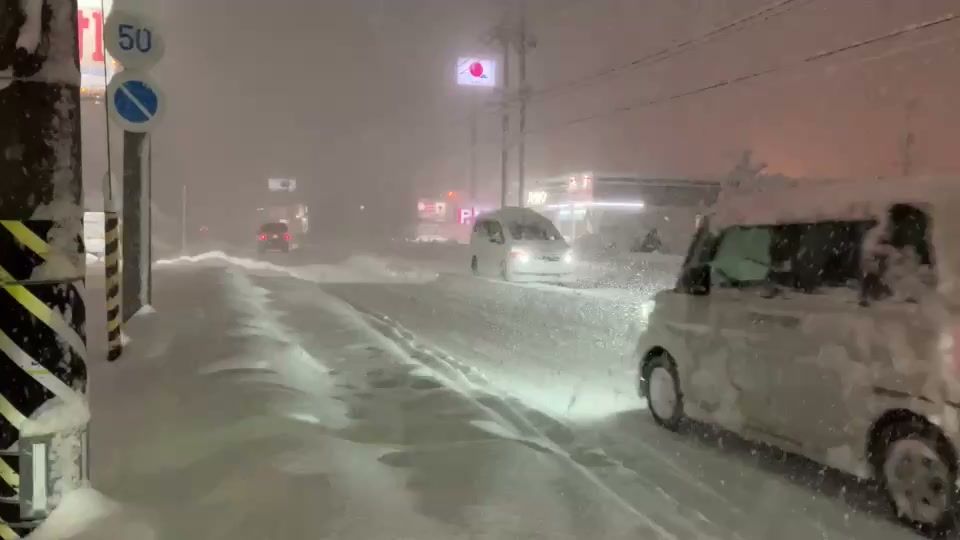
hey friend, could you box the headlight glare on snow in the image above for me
[563,250,574,264]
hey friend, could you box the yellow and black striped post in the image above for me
[104,212,122,362]
[0,1,88,537]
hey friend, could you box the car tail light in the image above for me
[283,233,292,241]
[258,234,267,241]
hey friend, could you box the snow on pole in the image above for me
[0,0,88,536]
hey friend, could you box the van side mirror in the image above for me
[678,265,710,295]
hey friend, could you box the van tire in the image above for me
[877,421,957,535]
[644,353,683,431]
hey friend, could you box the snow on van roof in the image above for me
[479,206,551,224]
[711,176,960,228]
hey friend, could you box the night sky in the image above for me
[86,0,960,240]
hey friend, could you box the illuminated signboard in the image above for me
[526,191,548,206]
[457,208,475,225]
[456,57,497,87]
[78,0,116,96]
[417,199,447,222]
[268,178,297,192]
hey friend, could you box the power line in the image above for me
[529,0,814,102]
[528,12,959,135]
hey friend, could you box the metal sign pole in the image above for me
[122,130,146,321]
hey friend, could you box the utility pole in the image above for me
[0,0,89,535]
[517,6,528,208]
[469,104,478,203]
[181,184,188,255]
[498,29,511,209]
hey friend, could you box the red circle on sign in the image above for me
[469,62,484,77]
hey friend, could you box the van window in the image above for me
[487,221,505,244]
[711,221,870,293]
[711,227,772,287]
[473,220,487,235]
[863,204,936,301]
[889,204,932,266]
[769,221,870,292]
[508,221,562,241]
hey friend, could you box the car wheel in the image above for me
[644,353,683,431]
[879,422,957,534]
[471,256,478,275]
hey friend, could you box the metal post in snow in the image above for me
[121,130,148,322]
[0,0,89,535]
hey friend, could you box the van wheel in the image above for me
[878,421,957,534]
[644,353,683,431]
[471,256,478,275]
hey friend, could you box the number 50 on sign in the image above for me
[105,10,165,70]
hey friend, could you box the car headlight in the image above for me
[509,248,531,264]
[563,250,574,264]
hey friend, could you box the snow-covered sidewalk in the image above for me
[45,265,654,539]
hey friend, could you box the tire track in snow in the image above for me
[337,299,737,540]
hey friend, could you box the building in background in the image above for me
[413,191,490,244]
[526,172,721,255]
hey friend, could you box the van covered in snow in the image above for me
[636,177,960,532]
[469,207,573,282]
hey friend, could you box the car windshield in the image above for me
[19,1,960,539]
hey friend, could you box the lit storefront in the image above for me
[526,172,721,255]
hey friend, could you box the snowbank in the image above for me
[156,251,439,284]
[20,399,90,438]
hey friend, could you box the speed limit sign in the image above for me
[104,10,165,70]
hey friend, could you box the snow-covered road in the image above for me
[54,251,925,539]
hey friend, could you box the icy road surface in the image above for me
[63,251,923,539]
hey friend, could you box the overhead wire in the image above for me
[529,0,815,102]
[526,12,960,135]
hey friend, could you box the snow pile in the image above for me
[27,488,116,540]
[15,0,44,52]
[20,398,90,437]
[156,250,439,284]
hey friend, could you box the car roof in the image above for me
[710,176,960,228]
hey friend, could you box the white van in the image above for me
[636,178,960,533]
[470,207,573,282]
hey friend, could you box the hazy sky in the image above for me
[91,0,960,238]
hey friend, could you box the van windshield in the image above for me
[508,221,563,241]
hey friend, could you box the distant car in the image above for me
[257,222,291,253]
[469,207,573,282]
[636,177,960,534]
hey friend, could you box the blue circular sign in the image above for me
[107,71,165,133]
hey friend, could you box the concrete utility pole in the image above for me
[498,27,510,209]
[0,0,89,535]
[516,7,529,208]
[469,104,478,203]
